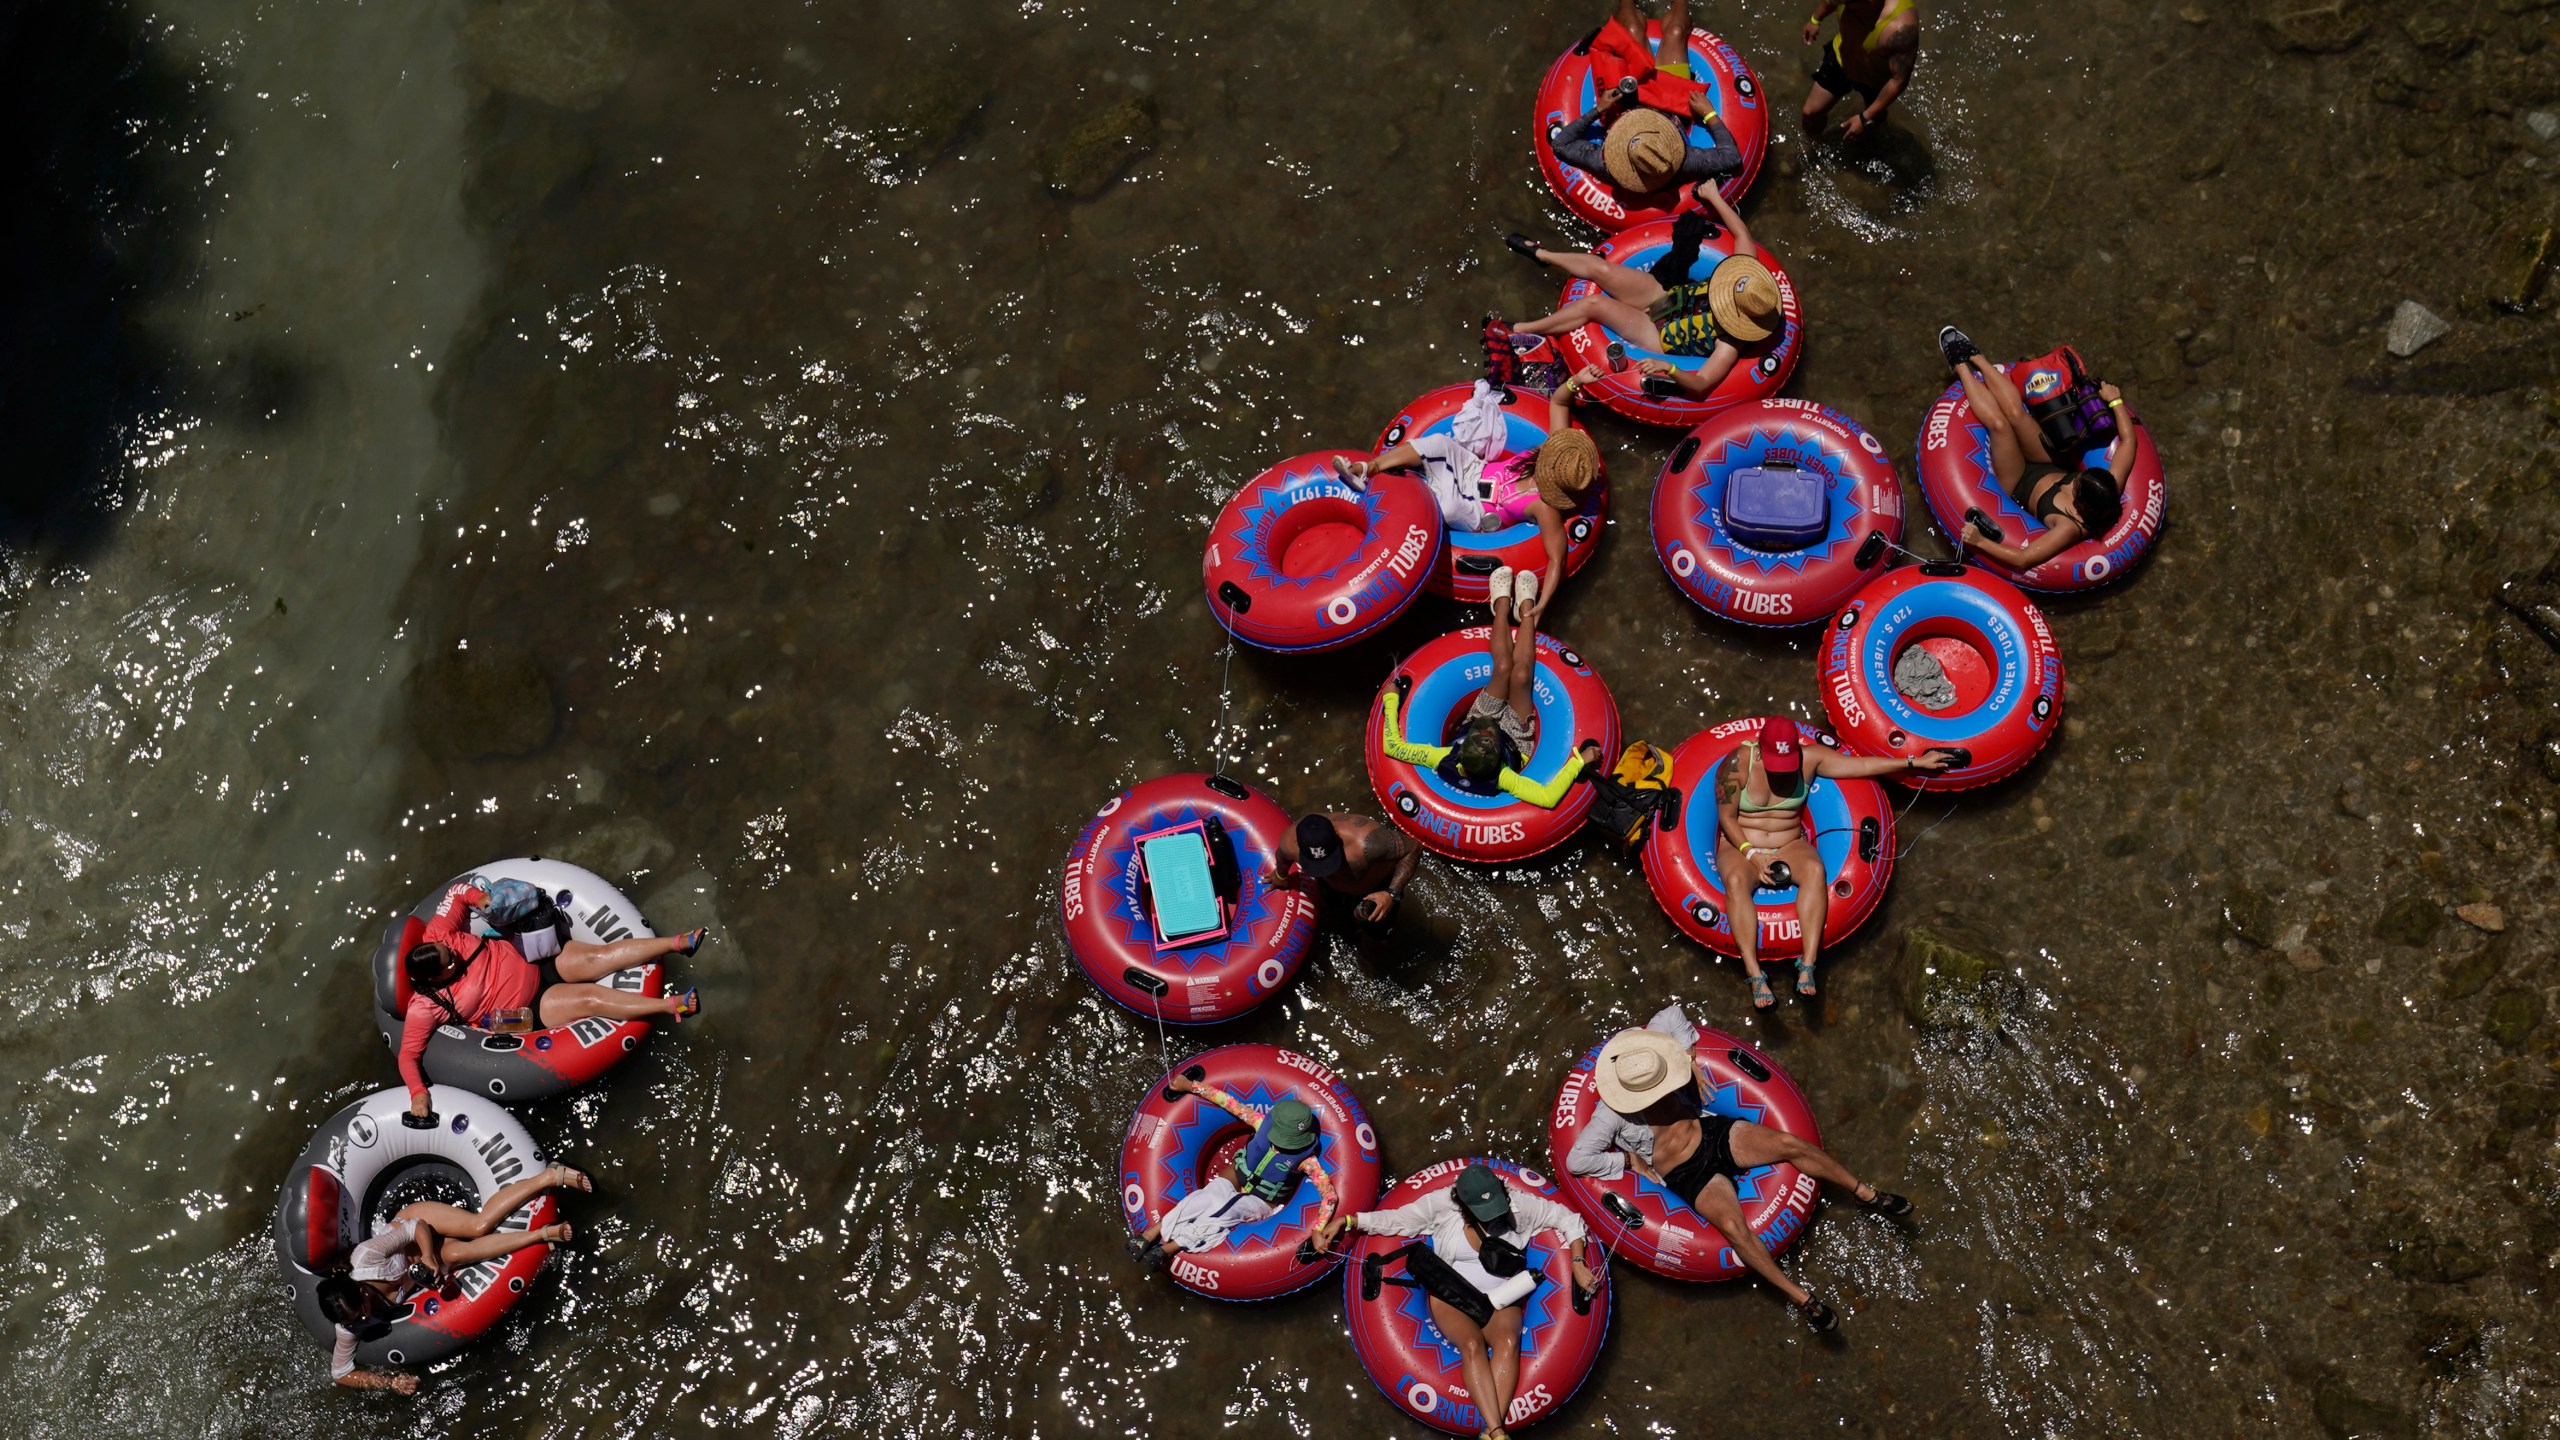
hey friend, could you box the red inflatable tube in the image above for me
[1650,399,1902,627]
[1365,628,1621,864]
[1522,219,1803,429]
[1060,774,1318,1023]
[1547,1028,1823,1283]
[1372,385,1608,604]
[1818,564,2063,791]
[1203,451,1444,653]
[1120,1044,1384,1301]
[1640,717,1896,960]
[1342,1156,1612,1434]
[1530,23,1768,231]
[1915,348,2167,593]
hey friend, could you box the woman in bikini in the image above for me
[1940,327,2139,569]
[1718,717,1954,1007]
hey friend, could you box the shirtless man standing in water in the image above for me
[1268,813,1420,927]
[1716,718,1953,1008]
[1801,0,1920,141]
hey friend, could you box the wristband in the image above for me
[2107,398,2125,410]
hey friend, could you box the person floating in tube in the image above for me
[1502,181,1781,403]
[1269,811,1422,932]
[1549,0,1746,201]
[1718,716,1954,1007]
[1801,0,1920,143]
[1567,1004,1910,1333]
[1319,1163,1600,1440]
[1378,620,1603,808]
[398,880,709,1122]
[1939,327,2137,570]
[1128,1070,1340,1271]
[1331,369,1603,614]
[317,1161,593,1392]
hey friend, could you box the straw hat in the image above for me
[1707,255,1783,345]
[1593,1027,1697,1113]
[1601,110,1683,193]
[1532,430,1598,511]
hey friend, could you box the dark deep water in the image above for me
[4,1,2560,1436]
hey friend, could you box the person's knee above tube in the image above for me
[1571,1006,1911,1332]
[1320,1163,1599,1440]
[1129,1077,1340,1269]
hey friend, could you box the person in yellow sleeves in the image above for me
[1377,602,1601,809]
[1802,0,1920,141]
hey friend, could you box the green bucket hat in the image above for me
[1454,1163,1513,1224]
[1262,1098,1318,1151]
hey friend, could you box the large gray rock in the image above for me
[1898,926,2005,1031]
[2385,300,2450,358]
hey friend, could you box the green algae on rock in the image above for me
[1039,87,1158,200]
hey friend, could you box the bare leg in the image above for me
[1610,0,1643,45]
[1486,1305,1525,1430]
[441,1221,570,1268]
[1956,359,2027,490]
[1971,356,2055,464]
[1715,842,1767,993]
[553,933,691,984]
[1427,1295,1503,1433]
[1727,1120,1867,1194]
[1692,1175,1812,1305]
[1512,296,1668,356]
[1659,0,1691,65]
[1518,249,1671,311]
[1802,79,1842,136]
[395,1164,581,1240]
[1779,837,1827,994]
[538,980,684,1028]
[1501,601,1539,719]
[1369,441,1426,471]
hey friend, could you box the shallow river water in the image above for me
[5,1,2560,1437]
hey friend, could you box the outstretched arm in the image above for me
[1969,516,2085,570]
[1695,177,1754,256]
[1811,744,1954,779]
[1195,1083,1265,1130]
[2103,384,2142,483]
[1379,690,1453,768]
[1496,741,1601,810]
[1299,1157,1341,1238]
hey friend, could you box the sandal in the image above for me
[1747,971,1775,1011]
[1794,959,1818,998]
[1857,1184,1914,1217]
[1328,454,1371,492]
[678,926,709,956]
[1800,1297,1837,1333]
[548,1164,593,1193]
[668,988,701,1022]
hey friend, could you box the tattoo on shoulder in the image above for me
[1717,767,1743,803]
[1374,828,1413,861]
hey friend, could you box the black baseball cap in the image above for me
[1295,814,1346,878]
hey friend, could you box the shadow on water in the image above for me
[0,3,216,559]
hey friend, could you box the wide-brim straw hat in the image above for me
[1708,255,1783,345]
[1533,430,1598,512]
[1602,110,1683,193]
[1593,1026,1697,1113]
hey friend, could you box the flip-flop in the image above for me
[678,927,709,956]
[1329,454,1371,492]
[1748,972,1775,1011]
[668,988,701,1022]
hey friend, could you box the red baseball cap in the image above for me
[1759,716,1803,773]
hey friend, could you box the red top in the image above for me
[397,884,537,1100]
[1590,16,1709,117]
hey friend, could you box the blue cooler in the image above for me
[1722,463,1828,551]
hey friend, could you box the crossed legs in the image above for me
[395,1163,588,1264]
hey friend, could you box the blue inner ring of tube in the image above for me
[1403,652,1576,811]
[1157,1080,1339,1249]
[1592,237,1736,373]
[1858,582,2029,741]
[1410,412,1548,553]
[1674,758,1853,907]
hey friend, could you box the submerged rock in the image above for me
[2258,0,2371,53]
[2385,1238,2489,1285]
[2490,223,2553,313]
[2224,883,2279,946]
[2385,300,2450,358]
[2313,1380,2417,1439]
[408,646,557,759]
[1039,88,1158,200]
[2486,987,2546,1048]
[2455,901,2507,933]
[882,61,992,175]
[1897,926,2004,1030]
[2372,891,2441,947]
[462,0,636,112]
[538,813,674,881]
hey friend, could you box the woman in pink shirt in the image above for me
[398,882,705,1120]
